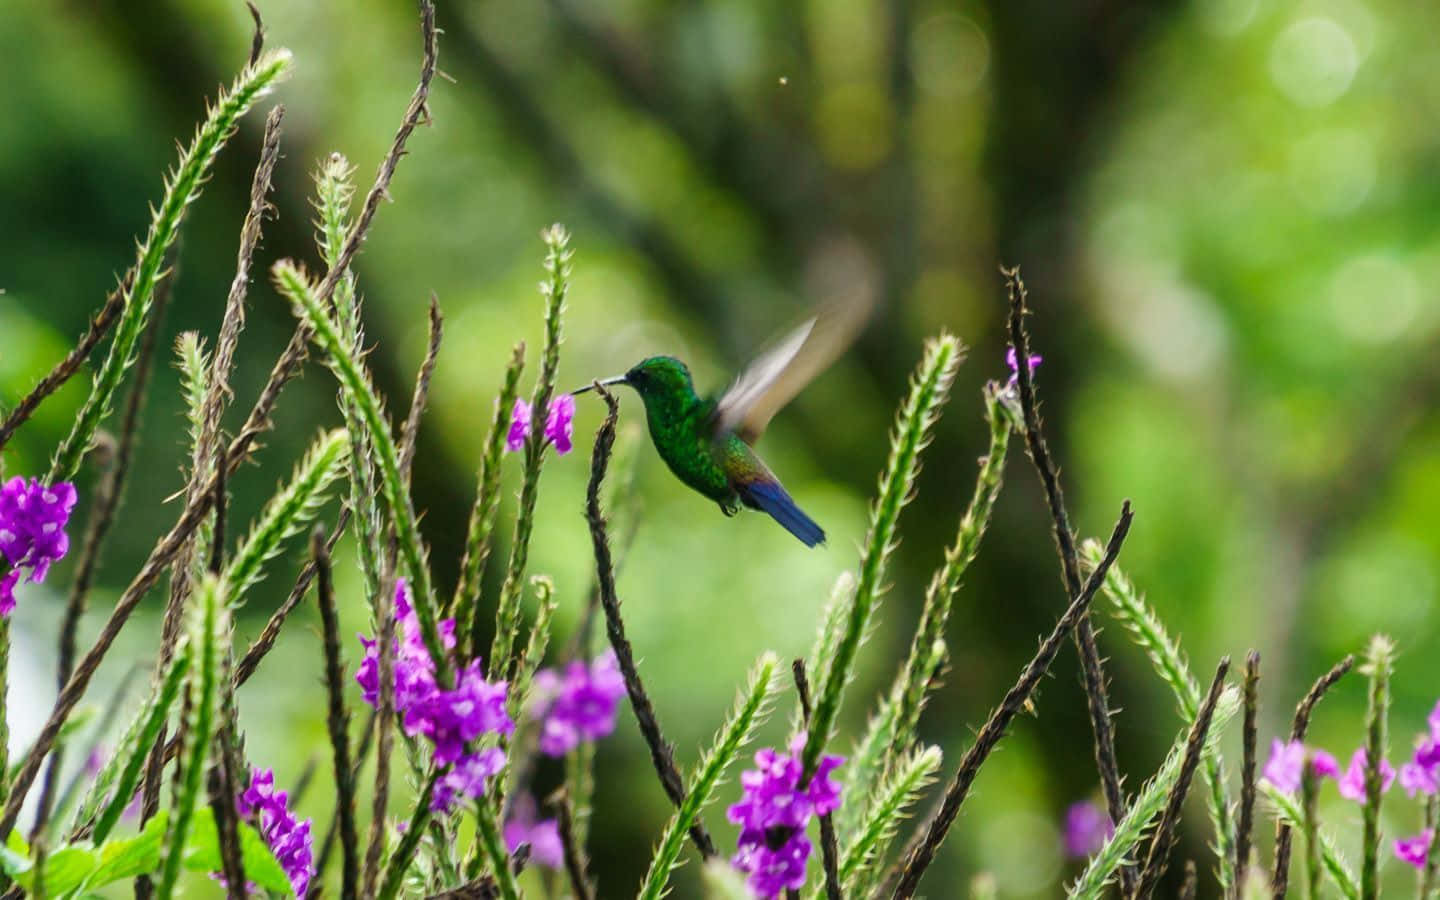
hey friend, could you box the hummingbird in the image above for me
[575,300,870,548]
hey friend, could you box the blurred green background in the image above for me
[3,0,1439,895]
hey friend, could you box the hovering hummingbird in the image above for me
[575,301,870,548]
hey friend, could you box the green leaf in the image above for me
[87,810,167,887]
[0,841,100,895]
[183,808,292,895]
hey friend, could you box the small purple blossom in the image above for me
[1261,739,1339,793]
[503,795,565,869]
[0,477,78,616]
[1337,748,1396,802]
[727,734,844,898]
[85,744,107,779]
[1396,830,1434,869]
[1400,700,1440,797]
[238,768,314,898]
[355,580,512,815]
[1062,801,1113,859]
[505,395,576,456]
[533,651,626,757]
[1005,346,1043,387]
[432,747,507,814]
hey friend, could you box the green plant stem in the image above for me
[1264,784,1359,900]
[1302,762,1322,900]
[466,792,520,900]
[803,334,961,781]
[47,50,291,486]
[490,226,570,679]
[273,261,450,685]
[1361,635,1394,900]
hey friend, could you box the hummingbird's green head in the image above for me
[621,356,695,399]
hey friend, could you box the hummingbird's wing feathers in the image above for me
[712,295,871,443]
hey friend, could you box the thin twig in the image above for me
[208,466,248,900]
[1272,655,1355,898]
[584,383,715,858]
[245,1,264,67]
[792,660,841,900]
[313,528,360,900]
[398,297,442,485]
[0,272,131,454]
[891,500,1134,898]
[1003,264,1133,895]
[1236,650,1261,892]
[548,787,596,900]
[1179,860,1198,900]
[1136,657,1232,899]
[311,709,376,895]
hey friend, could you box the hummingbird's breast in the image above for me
[643,401,735,504]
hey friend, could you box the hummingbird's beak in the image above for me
[571,375,628,395]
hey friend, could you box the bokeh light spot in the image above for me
[1269,17,1359,107]
[912,14,990,98]
[1329,253,1420,344]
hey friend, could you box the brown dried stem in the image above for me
[1236,650,1261,890]
[313,528,360,899]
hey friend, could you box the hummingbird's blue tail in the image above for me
[738,480,826,547]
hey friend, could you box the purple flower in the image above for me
[1261,740,1339,793]
[85,744,107,778]
[404,660,513,767]
[1005,347,1043,387]
[727,734,844,898]
[1062,801,1114,859]
[1399,700,1440,798]
[505,395,576,456]
[1337,748,1396,802]
[237,768,314,898]
[503,795,565,869]
[506,399,531,452]
[533,651,626,757]
[545,394,575,454]
[1396,830,1434,869]
[0,477,78,616]
[355,581,512,815]
[431,747,507,814]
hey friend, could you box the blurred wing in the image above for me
[713,295,872,443]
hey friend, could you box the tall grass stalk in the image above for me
[157,576,225,900]
[801,334,961,779]
[273,261,449,683]
[224,428,348,601]
[1360,634,1394,900]
[490,225,571,679]
[843,383,1007,834]
[1081,540,1238,890]
[1264,783,1360,900]
[833,744,942,897]
[1069,687,1239,900]
[638,653,779,900]
[47,50,291,485]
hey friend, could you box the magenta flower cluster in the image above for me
[503,795,565,870]
[1005,346,1043,387]
[238,768,315,898]
[727,734,844,898]
[1262,701,1440,870]
[1062,800,1114,859]
[0,476,78,616]
[505,393,576,455]
[532,650,626,757]
[356,580,513,813]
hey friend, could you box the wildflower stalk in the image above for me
[803,571,854,714]
[803,333,961,781]
[1361,634,1394,900]
[1081,541,1238,891]
[894,501,1134,898]
[1136,657,1231,898]
[80,647,191,842]
[157,576,224,900]
[1005,266,1130,894]
[512,575,557,717]
[567,740,596,850]
[585,385,716,857]
[1302,762,1322,900]
[491,225,571,679]
[47,50,291,486]
[225,428,349,601]
[0,274,129,453]
[552,787,596,900]
[311,530,359,900]
[456,343,525,650]
[834,745,942,897]
[461,792,520,900]
[1422,793,1439,898]
[844,382,1007,834]
[638,653,779,900]
[1069,687,1240,900]
[273,262,449,682]
[792,659,841,900]
[1263,783,1360,900]
[1237,650,1261,885]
